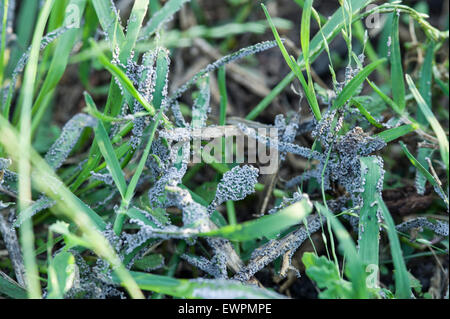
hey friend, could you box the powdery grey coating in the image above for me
[233,214,323,282]
[181,253,227,279]
[90,171,115,186]
[191,75,211,129]
[395,217,449,237]
[169,40,279,103]
[0,212,26,287]
[13,195,55,227]
[208,165,259,215]
[2,27,69,106]
[65,250,125,299]
[45,114,97,170]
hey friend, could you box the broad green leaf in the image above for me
[47,251,76,299]
[375,124,418,143]
[400,142,448,207]
[0,275,27,299]
[262,3,321,121]
[139,0,190,39]
[302,252,353,299]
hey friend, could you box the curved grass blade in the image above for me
[44,113,97,170]
[199,198,313,242]
[92,114,127,199]
[0,275,27,299]
[247,0,373,120]
[17,0,56,299]
[358,157,383,269]
[262,3,321,121]
[112,271,286,299]
[377,196,411,299]
[400,141,448,208]
[351,98,383,129]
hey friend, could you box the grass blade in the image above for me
[332,58,387,110]
[139,0,190,40]
[112,271,286,299]
[88,97,127,199]
[17,0,56,299]
[358,157,383,268]
[406,74,449,172]
[390,13,406,112]
[375,124,418,143]
[200,199,312,242]
[400,141,448,208]
[0,275,27,299]
[377,196,411,299]
[262,3,321,120]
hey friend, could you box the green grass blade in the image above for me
[418,41,435,122]
[375,124,418,143]
[152,48,170,111]
[46,251,76,299]
[31,0,87,134]
[390,13,406,112]
[17,0,56,299]
[315,202,368,299]
[0,275,27,299]
[89,101,127,199]
[262,3,321,120]
[120,0,149,61]
[351,98,383,128]
[200,199,312,242]
[406,74,449,172]
[0,116,143,298]
[112,271,286,299]
[332,58,387,110]
[300,0,312,62]
[247,0,373,120]
[191,75,210,128]
[139,0,190,39]
[400,141,448,208]
[358,157,383,268]
[91,0,125,48]
[377,197,411,299]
